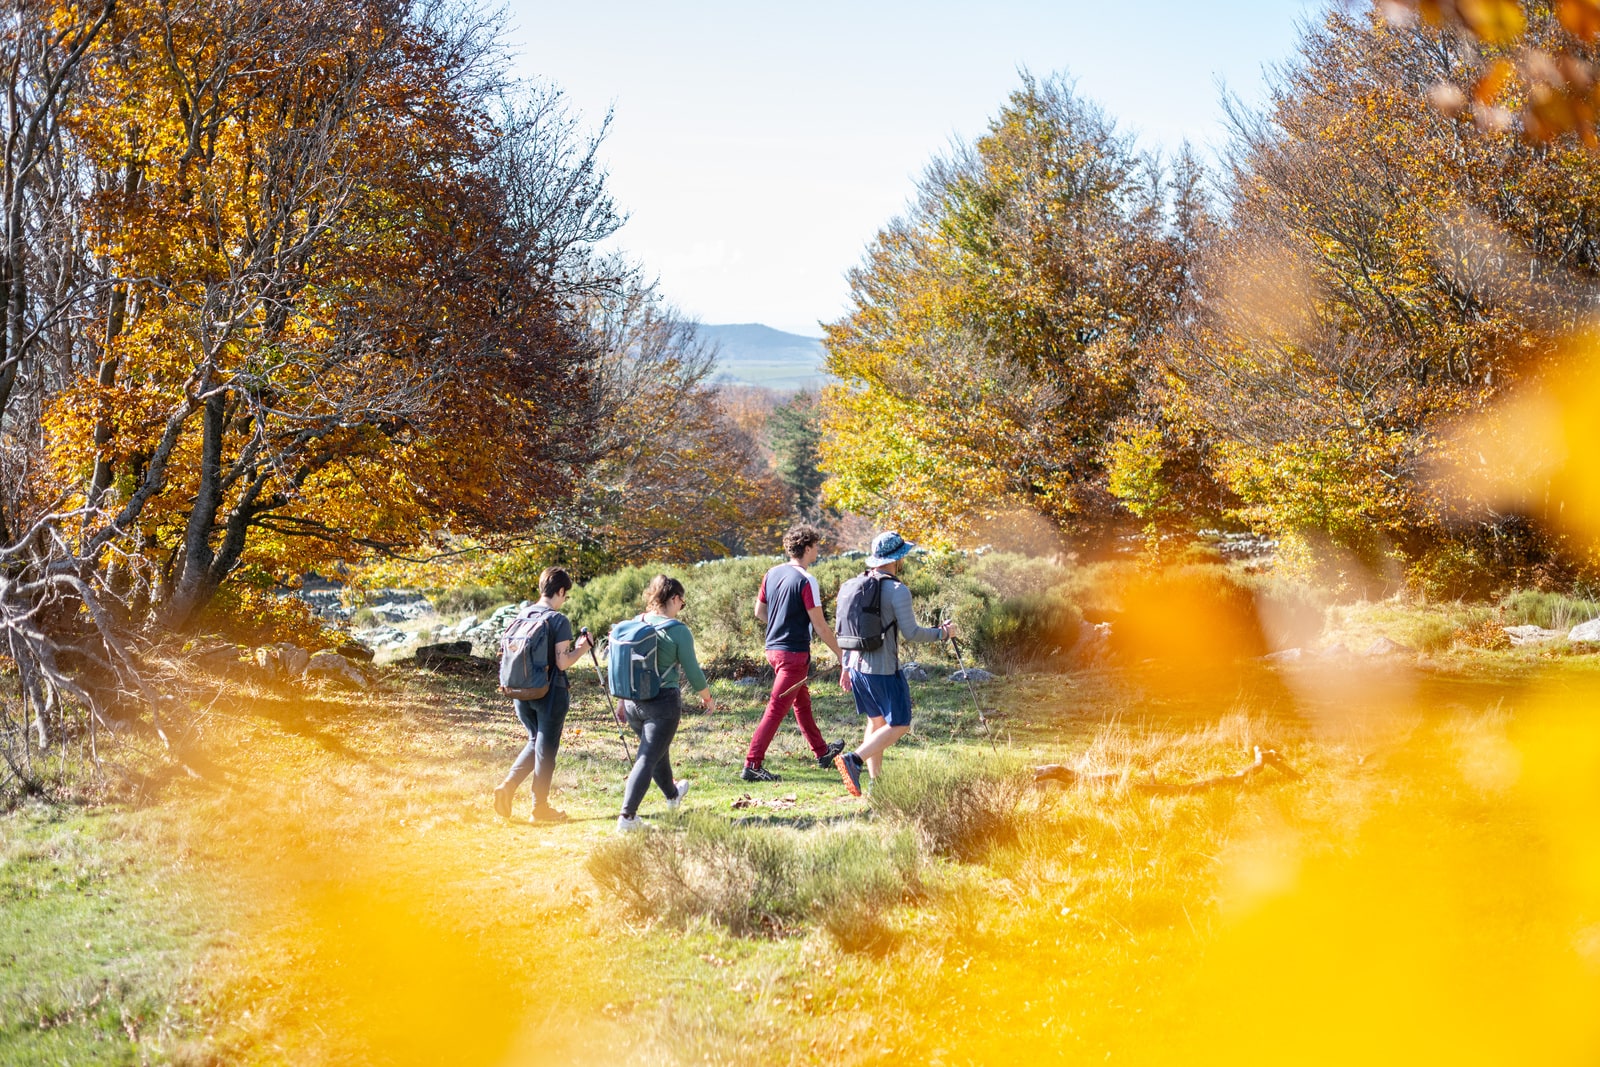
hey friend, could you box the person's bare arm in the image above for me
[754,592,768,624]
[554,631,593,671]
[807,604,842,661]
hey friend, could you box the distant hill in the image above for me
[698,323,829,391]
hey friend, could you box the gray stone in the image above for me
[306,651,367,688]
[416,640,472,666]
[1506,625,1565,646]
[900,662,930,682]
[1568,618,1600,643]
[1318,642,1351,658]
[732,676,761,688]
[1364,637,1414,657]
[948,667,994,683]
[195,644,248,671]
[337,640,375,663]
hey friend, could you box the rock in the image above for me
[254,646,283,678]
[1568,618,1600,643]
[1073,620,1113,664]
[1506,625,1565,646]
[337,640,376,663]
[732,677,761,688]
[1263,647,1303,662]
[948,667,994,683]
[305,651,368,688]
[1318,642,1351,658]
[195,643,248,672]
[415,640,472,666]
[900,662,930,682]
[1363,637,1414,657]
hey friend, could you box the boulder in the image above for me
[1506,625,1565,646]
[900,662,930,682]
[1318,642,1351,658]
[415,640,472,666]
[1363,637,1414,657]
[732,676,761,689]
[195,643,248,672]
[1568,618,1600,643]
[306,651,367,688]
[948,667,994,683]
[337,640,376,663]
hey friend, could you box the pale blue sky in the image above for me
[495,1,1325,335]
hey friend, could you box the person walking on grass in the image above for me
[743,524,846,782]
[833,532,954,797]
[493,568,594,823]
[616,575,717,832]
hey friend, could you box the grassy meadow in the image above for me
[4,575,1600,1065]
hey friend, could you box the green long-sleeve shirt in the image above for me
[641,613,709,692]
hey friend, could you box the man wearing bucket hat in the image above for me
[833,531,954,796]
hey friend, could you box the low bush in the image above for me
[585,815,922,950]
[429,583,515,615]
[868,752,1030,861]
[1499,589,1600,631]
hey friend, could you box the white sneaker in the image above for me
[616,814,643,832]
[667,780,690,810]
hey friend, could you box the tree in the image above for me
[1163,6,1600,582]
[819,73,1200,547]
[767,391,826,520]
[1,0,627,782]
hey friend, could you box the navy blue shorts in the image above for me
[849,669,912,727]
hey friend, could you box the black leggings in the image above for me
[621,689,682,818]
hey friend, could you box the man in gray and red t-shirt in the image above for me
[744,524,844,781]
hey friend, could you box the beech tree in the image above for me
[820,73,1200,546]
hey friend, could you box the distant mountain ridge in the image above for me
[698,323,829,391]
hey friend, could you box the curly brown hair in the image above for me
[782,524,824,561]
[643,574,686,613]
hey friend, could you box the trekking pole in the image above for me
[947,625,998,755]
[581,627,634,763]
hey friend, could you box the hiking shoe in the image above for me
[616,814,643,832]
[667,779,691,810]
[492,783,513,820]
[741,764,782,783]
[816,740,846,769]
[532,804,570,824]
[835,752,863,797]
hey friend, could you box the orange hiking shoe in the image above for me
[834,752,863,797]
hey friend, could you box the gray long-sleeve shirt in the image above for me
[842,571,944,675]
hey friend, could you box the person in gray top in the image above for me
[833,531,954,796]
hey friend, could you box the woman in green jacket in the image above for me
[616,574,716,831]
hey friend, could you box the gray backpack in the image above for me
[498,606,556,699]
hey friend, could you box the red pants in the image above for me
[745,650,826,766]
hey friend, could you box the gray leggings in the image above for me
[620,689,682,818]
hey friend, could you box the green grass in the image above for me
[4,623,1599,1065]
[0,806,212,1066]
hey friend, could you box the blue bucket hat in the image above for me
[866,530,915,568]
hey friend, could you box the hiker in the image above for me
[493,567,594,823]
[742,524,846,782]
[615,574,716,831]
[833,531,954,796]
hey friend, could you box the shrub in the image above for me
[868,752,1029,861]
[429,583,514,615]
[1499,589,1600,631]
[585,815,921,950]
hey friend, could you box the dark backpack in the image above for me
[607,616,679,701]
[836,571,894,653]
[498,606,556,699]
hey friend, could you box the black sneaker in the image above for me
[493,783,513,820]
[834,752,863,797]
[741,764,782,783]
[816,740,846,769]
[532,804,570,824]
